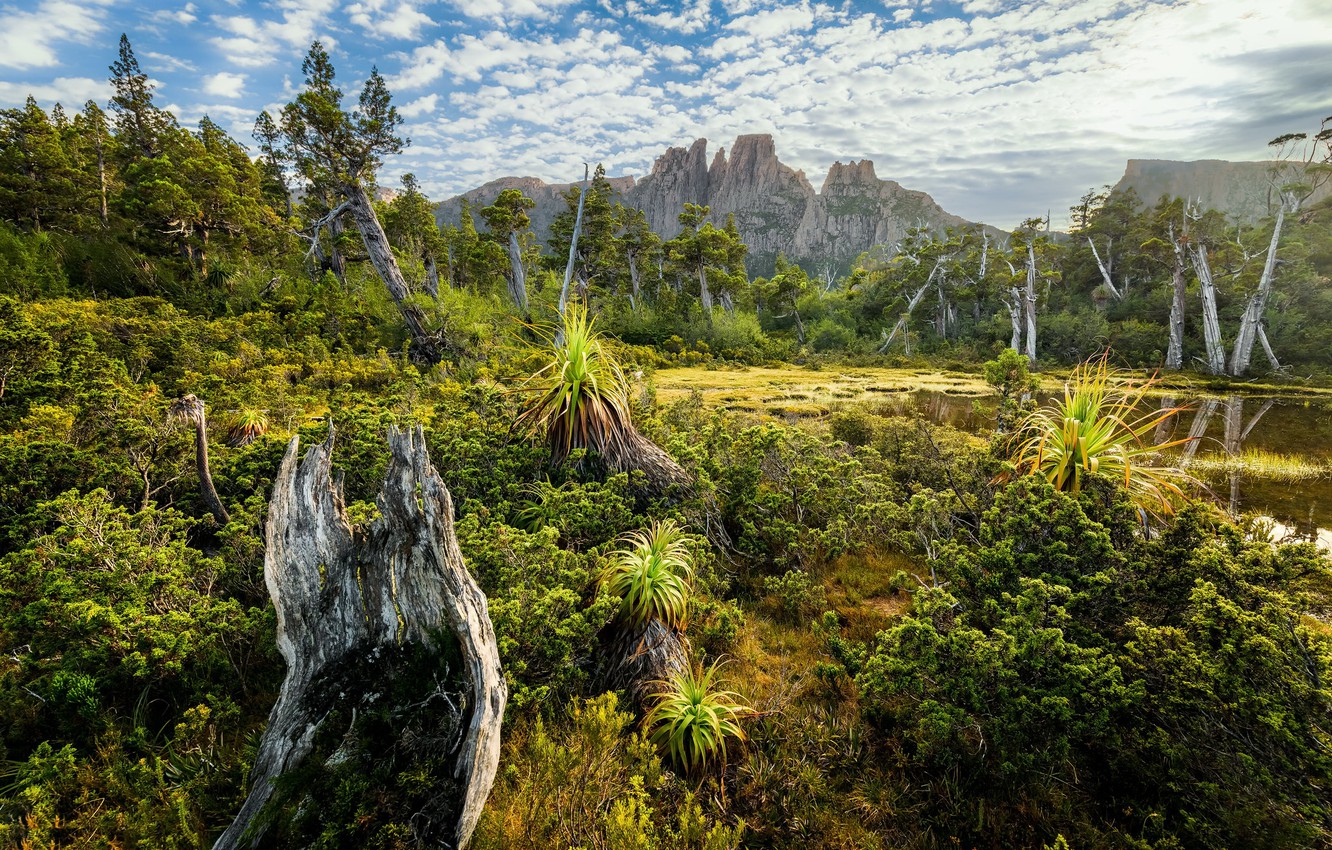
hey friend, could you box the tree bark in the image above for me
[95,128,108,226]
[424,254,440,298]
[213,426,505,850]
[559,165,589,320]
[1007,287,1024,353]
[628,250,641,311]
[1189,244,1228,375]
[1229,204,1286,376]
[879,281,930,353]
[1257,323,1281,371]
[344,183,439,362]
[1024,242,1039,368]
[507,230,528,317]
[192,416,228,527]
[600,619,689,707]
[169,395,229,527]
[1166,222,1188,370]
[698,262,713,315]
[1088,237,1123,301]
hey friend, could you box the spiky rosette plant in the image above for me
[226,408,269,447]
[645,661,750,774]
[601,519,694,630]
[1005,355,1194,515]
[598,520,694,704]
[518,303,692,500]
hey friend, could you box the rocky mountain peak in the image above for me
[822,160,880,191]
[437,135,977,276]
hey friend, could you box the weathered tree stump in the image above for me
[600,619,691,708]
[213,425,506,850]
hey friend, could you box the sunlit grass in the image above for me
[1185,449,1328,482]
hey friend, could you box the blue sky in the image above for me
[1,0,1330,229]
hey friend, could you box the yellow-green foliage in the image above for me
[645,662,750,773]
[518,302,634,463]
[473,693,743,850]
[601,519,694,629]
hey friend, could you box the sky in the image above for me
[1,0,1330,229]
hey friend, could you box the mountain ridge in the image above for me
[435,134,975,276]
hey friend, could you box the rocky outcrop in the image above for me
[436,135,976,276]
[1113,159,1332,223]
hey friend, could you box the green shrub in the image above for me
[829,407,876,447]
[763,569,828,626]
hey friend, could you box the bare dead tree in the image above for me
[213,425,506,850]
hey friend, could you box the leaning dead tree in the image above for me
[213,425,506,850]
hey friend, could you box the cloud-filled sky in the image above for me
[1,0,1330,229]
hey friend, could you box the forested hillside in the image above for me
[1,36,1330,850]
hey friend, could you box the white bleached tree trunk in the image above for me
[1229,202,1287,376]
[878,263,938,354]
[507,230,529,317]
[345,183,439,361]
[1024,242,1039,368]
[1088,237,1124,302]
[1188,243,1228,375]
[213,425,506,850]
[1166,221,1188,370]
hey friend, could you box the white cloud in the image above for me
[440,0,578,21]
[347,0,433,39]
[0,0,113,69]
[143,51,198,73]
[152,3,198,25]
[0,76,109,109]
[725,3,815,38]
[208,0,339,68]
[390,27,641,89]
[399,92,438,117]
[202,71,247,98]
[632,0,711,34]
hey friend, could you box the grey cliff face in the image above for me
[1113,159,1332,223]
[436,134,975,275]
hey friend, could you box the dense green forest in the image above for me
[1,36,1330,850]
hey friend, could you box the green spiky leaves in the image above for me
[1006,354,1193,515]
[600,519,693,630]
[226,408,269,447]
[644,662,750,773]
[518,302,634,465]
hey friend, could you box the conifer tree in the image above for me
[108,34,174,161]
[277,42,438,360]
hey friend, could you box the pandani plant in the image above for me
[645,660,750,774]
[601,519,694,630]
[1001,354,1194,516]
[517,302,692,499]
[226,408,269,447]
[598,519,694,704]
